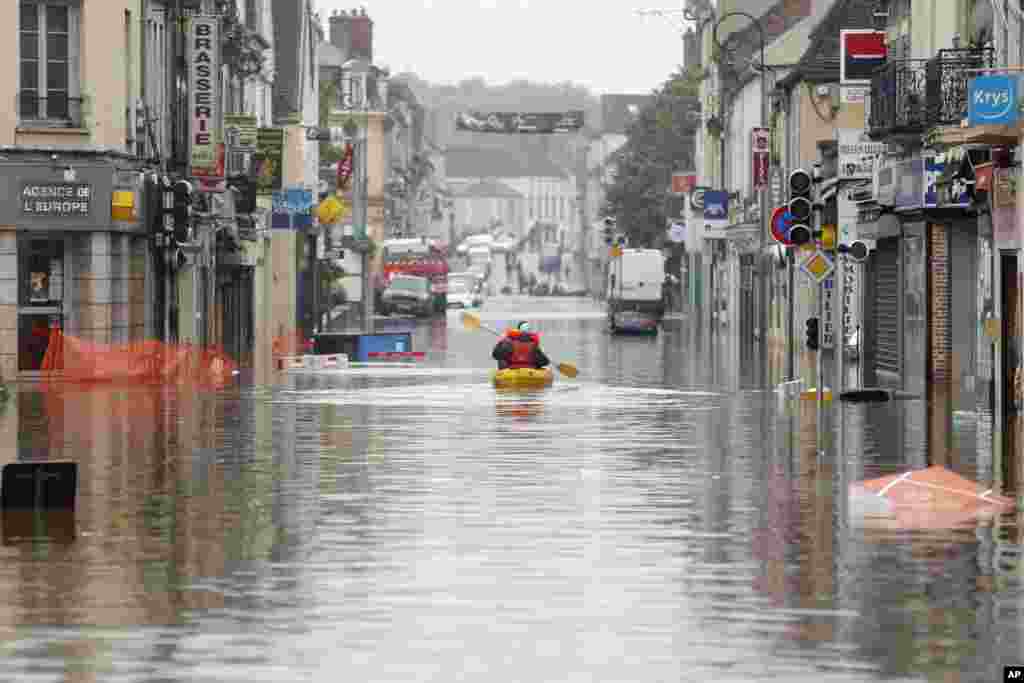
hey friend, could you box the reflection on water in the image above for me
[0,297,1019,682]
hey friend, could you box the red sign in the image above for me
[975,162,993,193]
[751,128,770,191]
[671,172,696,195]
[841,30,887,83]
[337,143,354,191]
[770,206,794,246]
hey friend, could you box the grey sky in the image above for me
[315,0,694,95]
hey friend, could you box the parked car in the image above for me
[446,278,477,308]
[380,274,433,317]
[449,271,485,307]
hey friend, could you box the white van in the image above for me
[606,249,666,333]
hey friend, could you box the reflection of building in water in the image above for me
[0,386,243,638]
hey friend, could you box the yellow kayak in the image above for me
[492,367,554,388]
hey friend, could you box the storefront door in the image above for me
[1000,252,1021,492]
[18,236,66,372]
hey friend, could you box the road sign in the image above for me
[800,249,835,284]
[689,187,707,211]
[667,221,686,243]
[769,167,784,206]
[770,206,794,245]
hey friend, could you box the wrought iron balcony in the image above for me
[868,60,929,139]
[17,92,84,128]
[925,46,995,127]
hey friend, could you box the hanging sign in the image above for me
[837,129,885,180]
[751,128,770,190]
[968,75,1019,127]
[188,15,221,176]
[671,172,696,195]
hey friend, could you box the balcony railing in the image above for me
[868,59,929,139]
[868,47,995,139]
[926,46,995,127]
[18,92,85,128]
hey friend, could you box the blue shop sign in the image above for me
[968,75,1019,126]
[703,190,729,220]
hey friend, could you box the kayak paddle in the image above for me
[460,311,578,378]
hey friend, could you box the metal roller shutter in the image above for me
[874,238,900,376]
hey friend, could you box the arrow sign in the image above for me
[770,206,795,246]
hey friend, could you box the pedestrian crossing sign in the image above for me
[800,249,835,283]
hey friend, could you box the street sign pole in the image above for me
[834,248,846,473]
[817,278,824,460]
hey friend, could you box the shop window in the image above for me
[20,238,64,307]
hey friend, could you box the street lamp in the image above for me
[712,11,771,389]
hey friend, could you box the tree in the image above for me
[601,68,700,247]
[319,79,345,165]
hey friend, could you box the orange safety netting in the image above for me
[40,327,237,389]
[272,329,313,357]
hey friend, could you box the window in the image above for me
[20,238,64,307]
[19,1,81,126]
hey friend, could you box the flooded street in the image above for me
[0,297,1021,682]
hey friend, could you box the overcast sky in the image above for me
[315,0,695,95]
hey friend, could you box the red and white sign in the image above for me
[840,30,886,85]
[770,206,794,246]
[751,128,770,191]
[189,15,221,179]
[671,172,696,195]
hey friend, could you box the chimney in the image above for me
[328,8,373,63]
[350,9,373,62]
[328,10,352,58]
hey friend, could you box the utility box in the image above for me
[356,333,413,361]
[313,333,359,357]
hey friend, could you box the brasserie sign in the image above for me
[21,183,92,216]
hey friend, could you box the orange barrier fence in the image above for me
[40,328,237,389]
[272,330,313,358]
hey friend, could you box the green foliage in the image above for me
[319,79,341,162]
[601,70,699,247]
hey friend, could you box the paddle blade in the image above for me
[461,311,481,330]
[556,362,578,378]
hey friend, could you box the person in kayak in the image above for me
[492,321,550,370]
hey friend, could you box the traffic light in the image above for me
[603,216,615,245]
[787,169,813,246]
[171,180,193,244]
[227,174,256,214]
[805,316,820,351]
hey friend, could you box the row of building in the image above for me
[680,0,1023,491]
[0,0,664,382]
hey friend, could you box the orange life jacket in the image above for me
[504,329,541,369]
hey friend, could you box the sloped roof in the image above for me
[445,146,568,179]
[453,179,523,199]
[600,94,654,135]
[789,0,876,85]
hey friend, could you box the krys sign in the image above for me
[968,75,1019,127]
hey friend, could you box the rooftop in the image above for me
[445,146,568,179]
[453,179,524,199]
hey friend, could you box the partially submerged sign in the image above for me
[1,462,77,510]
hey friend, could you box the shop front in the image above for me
[0,152,149,378]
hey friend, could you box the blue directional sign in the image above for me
[968,75,1019,127]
